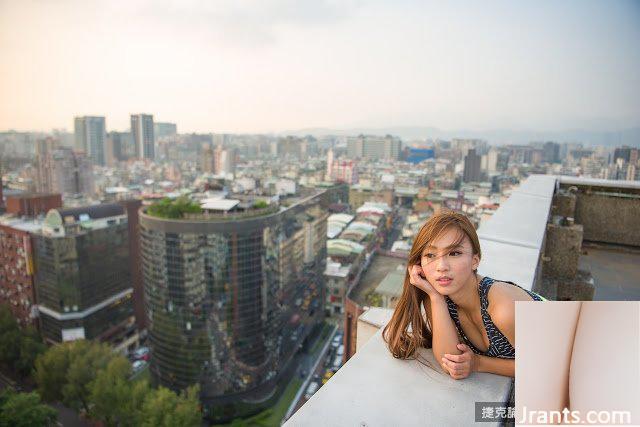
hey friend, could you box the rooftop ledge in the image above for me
[285,307,512,427]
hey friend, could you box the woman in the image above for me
[383,210,544,379]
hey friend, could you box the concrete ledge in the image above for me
[285,328,512,427]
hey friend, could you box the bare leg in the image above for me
[569,301,640,425]
[515,301,581,425]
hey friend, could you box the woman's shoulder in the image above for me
[485,278,535,316]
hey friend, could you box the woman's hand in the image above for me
[442,343,476,380]
[408,264,439,298]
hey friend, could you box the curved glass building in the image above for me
[139,191,327,421]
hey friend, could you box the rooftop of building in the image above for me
[348,253,406,308]
[289,174,640,426]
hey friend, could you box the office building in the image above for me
[131,114,155,160]
[140,190,328,421]
[32,204,137,352]
[74,116,106,166]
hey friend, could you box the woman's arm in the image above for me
[407,266,461,371]
[428,293,464,366]
[476,354,514,377]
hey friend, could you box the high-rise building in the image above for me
[32,204,138,351]
[154,122,177,140]
[36,143,94,197]
[543,142,560,164]
[213,146,236,176]
[347,135,401,160]
[276,136,307,160]
[463,149,482,183]
[326,148,334,180]
[74,116,106,166]
[107,131,134,162]
[139,190,328,422]
[131,114,155,160]
[201,144,215,173]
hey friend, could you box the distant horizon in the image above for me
[3,123,640,148]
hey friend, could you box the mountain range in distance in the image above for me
[282,126,640,148]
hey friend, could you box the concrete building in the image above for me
[5,193,62,217]
[154,122,177,140]
[139,190,328,422]
[131,114,155,160]
[463,148,482,183]
[347,135,401,161]
[74,116,106,166]
[36,145,94,197]
[214,146,236,176]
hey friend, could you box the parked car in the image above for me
[331,355,342,371]
[322,370,333,384]
[132,360,147,373]
[331,333,342,348]
[132,346,149,360]
[304,382,320,400]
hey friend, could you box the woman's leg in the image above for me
[569,301,640,425]
[515,301,581,425]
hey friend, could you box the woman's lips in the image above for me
[436,278,453,286]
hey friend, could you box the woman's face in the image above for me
[419,226,480,296]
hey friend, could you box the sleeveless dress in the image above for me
[445,276,545,359]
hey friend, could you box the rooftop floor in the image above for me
[580,243,640,300]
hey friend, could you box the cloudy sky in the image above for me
[1,0,639,134]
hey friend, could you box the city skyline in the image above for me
[1,0,639,134]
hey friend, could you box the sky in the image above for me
[0,0,639,134]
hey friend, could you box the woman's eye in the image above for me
[424,253,435,259]
[449,251,461,256]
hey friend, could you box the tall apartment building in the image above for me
[463,148,482,183]
[32,204,138,352]
[131,114,155,160]
[0,193,63,328]
[36,142,94,197]
[139,190,328,422]
[214,146,236,176]
[74,116,106,166]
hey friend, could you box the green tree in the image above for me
[34,340,119,412]
[0,390,57,427]
[15,327,47,377]
[89,357,135,426]
[33,342,70,402]
[0,305,46,378]
[138,385,201,427]
[0,305,22,369]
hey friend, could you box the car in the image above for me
[304,382,320,400]
[331,334,342,348]
[322,370,333,384]
[331,355,342,371]
[132,360,147,372]
[132,346,149,360]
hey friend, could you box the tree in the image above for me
[15,328,47,377]
[0,305,22,369]
[0,390,57,427]
[89,357,136,426]
[0,304,46,378]
[34,340,120,412]
[138,385,201,427]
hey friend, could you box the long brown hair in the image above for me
[382,210,481,360]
